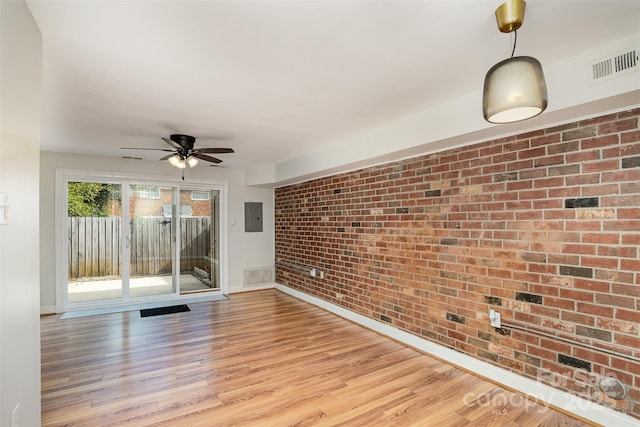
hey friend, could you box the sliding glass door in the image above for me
[179,187,220,292]
[64,177,222,309]
[127,184,178,298]
[67,181,123,303]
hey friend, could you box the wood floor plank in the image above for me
[41,289,595,426]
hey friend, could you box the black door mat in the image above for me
[140,304,190,317]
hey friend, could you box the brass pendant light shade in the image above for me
[483,56,547,123]
[482,0,548,124]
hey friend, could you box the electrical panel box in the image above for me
[245,202,263,232]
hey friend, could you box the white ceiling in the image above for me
[26,0,640,181]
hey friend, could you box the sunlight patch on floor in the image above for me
[68,274,211,302]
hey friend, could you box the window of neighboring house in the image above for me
[191,190,210,201]
[137,186,160,199]
[162,204,193,217]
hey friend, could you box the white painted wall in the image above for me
[0,0,42,425]
[246,33,640,186]
[40,152,274,312]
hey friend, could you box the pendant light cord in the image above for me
[511,29,517,58]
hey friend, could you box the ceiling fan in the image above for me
[121,134,234,170]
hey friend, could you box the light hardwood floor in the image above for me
[41,290,593,426]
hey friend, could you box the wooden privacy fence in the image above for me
[68,216,212,279]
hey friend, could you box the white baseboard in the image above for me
[40,305,56,315]
[229,282,276,293]
[275,283,638,427]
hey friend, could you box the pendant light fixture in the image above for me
[482,0,548,123]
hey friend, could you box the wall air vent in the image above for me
[592,59,613,80]
[614,50,637,72]
[243,266,274,287]
[588,46,639,84]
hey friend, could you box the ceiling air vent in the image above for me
[121,156,143,160]
[588,47,639,84]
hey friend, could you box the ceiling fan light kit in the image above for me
[187,157,199,168]
[168,154,187,169]
[482,0,548,124]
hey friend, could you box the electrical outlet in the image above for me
[319,270,325,279]
[489,309,501,328]
[310,268,316,277]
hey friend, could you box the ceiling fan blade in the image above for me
[192,153,222,163]
[159,154,174,161]
[195,148,235,154]
[121,147,173,152]
[162,137,182,150]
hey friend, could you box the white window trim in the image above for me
[191,190,210,201]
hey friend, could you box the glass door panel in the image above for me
[67,181,123,303]
[179,188,220,293]
[128,184,177,297]
[64,178,223,309]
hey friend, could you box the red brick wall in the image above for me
[179,190,212,217]
[128,188,212,217]
[275,109,640,418]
